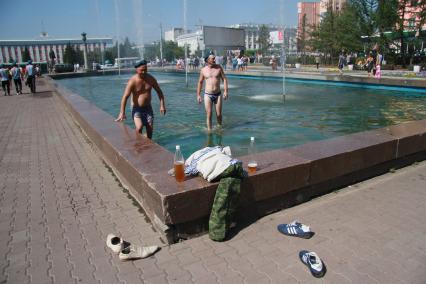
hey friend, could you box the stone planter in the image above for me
[414,65,421,73]
[295,63,301,69]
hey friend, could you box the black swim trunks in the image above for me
[132,105,154,126]
[205,91,222,104]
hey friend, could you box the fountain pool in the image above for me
[56,72,426,157]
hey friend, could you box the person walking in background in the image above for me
[26,60,36,93]
[232,56,238,71]
[338,51,346,75]
[115,59,166,139]
[366,53,374,77]
[375,50,383,79]
[11,63,23,95]
[371,44,378,76]
[197,54,228,132]
[315,55,320,69]
[0,64,11,96]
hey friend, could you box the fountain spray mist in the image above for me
[94,0,105,68]
[114,0,121,75]
[280,0,286,98]
[132,0,144,59]
[183,0,188,87]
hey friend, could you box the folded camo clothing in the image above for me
[209,162,245,241]
[183,146,244,241]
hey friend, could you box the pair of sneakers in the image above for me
[277,221,326,278]
[106,234,159,261]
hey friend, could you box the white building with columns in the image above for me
[0,37,113,64]
[229,23,281,50]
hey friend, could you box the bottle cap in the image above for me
[176,145,180,150]
[250,137,255,141]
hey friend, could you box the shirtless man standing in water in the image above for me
[115,60,166,139]
[197,54,228,131]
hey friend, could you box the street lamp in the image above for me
[81,32,89,71]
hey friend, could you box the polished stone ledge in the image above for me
[46,76,426,243]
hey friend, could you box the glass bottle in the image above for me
[174,145,185,182]
[248,137,257,174]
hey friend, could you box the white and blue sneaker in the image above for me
[299,250,326,278]
[277,220,314,239]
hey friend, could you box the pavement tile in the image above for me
[132,258,164,278]
[175,249,201,266]
[183,261,217,282]
[161,261,192,281]
[117,271,143,284]
[5,265,31,284]
[143,274,169,284]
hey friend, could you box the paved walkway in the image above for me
[1,79,425,283]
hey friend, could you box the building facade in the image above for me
[402,1,426,31]
[229,23,281,50]
[164,28,185,42]
[297,2,321,48]
[176,30,203,55]
[269,27,298,53]
[0,37,113,64]
[320,0,346,16]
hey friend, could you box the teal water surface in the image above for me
[57,73,426,157]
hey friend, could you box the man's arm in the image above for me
[115,79,133,121]
[152,79,166,115]
[220,67,228,100]
[196,71,205,104]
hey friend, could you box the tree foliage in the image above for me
[297,14,308,56]
[63,43,83,64]
[21,47,31,62]
[310,0,425,65]
[257,25,271,55]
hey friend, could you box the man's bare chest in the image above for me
[203,68,220,79]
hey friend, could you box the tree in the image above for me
[390,0,410,66]
[310,1,367,63]
[162,41,184,61]
[310,4,338,64]
[297,14,308,62]
[87,48,102,64]
[374,0,399,55]
[412,0,426,59]
[351,0,378,37]
[63,43,74,64]
[21,47,31,62]
[334,3,364,53]
[63,42,83,64]
[49,49,56,60]
[120,37,138,58]
[257,25,271,55]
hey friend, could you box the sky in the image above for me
[1,0,318,44]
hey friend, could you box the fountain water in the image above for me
[94,0,105,71]
[114,0,121,75]
[132,0,144,59]
[183,0,188,87]
[280,0,286,99]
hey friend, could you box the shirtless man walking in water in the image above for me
[197,54,228,132]
[115,59,166,139]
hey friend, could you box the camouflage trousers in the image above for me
[209,163,245,241]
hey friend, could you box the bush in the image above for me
[54,64,74,73]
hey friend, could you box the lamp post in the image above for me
[81,32,89,71]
